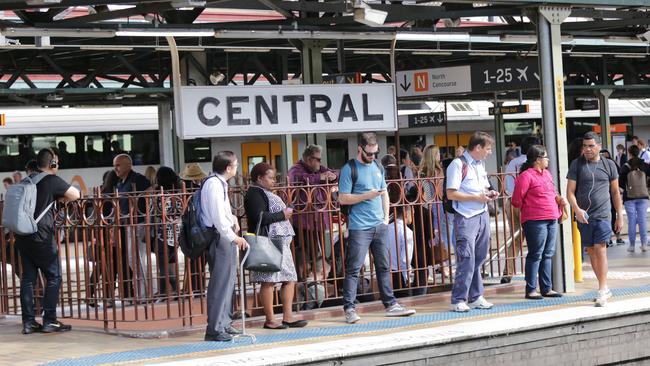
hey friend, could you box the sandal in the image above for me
[263,322,288,330]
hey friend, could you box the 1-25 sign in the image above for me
[470,59,539,93]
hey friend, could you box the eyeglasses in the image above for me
[362,147,380,157]
[538,155,549,160]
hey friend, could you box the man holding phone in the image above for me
[338,132,416,324]
[446,131,499,312]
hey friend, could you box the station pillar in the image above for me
[157,101,175,169]
[598,88,613,152]
[537,6,575,293]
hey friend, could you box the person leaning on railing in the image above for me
[511,144,565,300]
[244,162,308,330]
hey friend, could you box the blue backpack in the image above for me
[178,176,224,259]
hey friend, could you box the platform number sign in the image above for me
[470,59,539,93]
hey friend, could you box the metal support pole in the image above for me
[493,97,505,171]
[598,89,613,152]
[157,101,175,168]
[538,6,574,293]
[298,40,326,169]
[390,36,401,165]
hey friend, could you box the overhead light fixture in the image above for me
[468,51,506,56]
[568,52,601,58]
[106,92,124,101]
[500,34,574,44]
[411,50,453,56]
[155,46,205,51]
[353,49,391,55]
[79,45,134,51]
[25,0,62,5]
[170,0,206,8]
[614,54,647,59]
[0,27,116,38]
[115,29,215,37]
[223,47,270,53]
[396,32,470,42]
[353,1,387,27]
[214,30,395,40]
[605,36,644,44]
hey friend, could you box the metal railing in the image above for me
[0,173,523,330]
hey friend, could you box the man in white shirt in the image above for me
[202,151,248,342]
[638,140,650,164]
[501,136,540,283]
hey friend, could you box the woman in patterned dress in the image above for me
[244,163,308,330]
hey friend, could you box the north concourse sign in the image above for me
[178,84,398,139]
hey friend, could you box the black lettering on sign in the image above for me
[363,93,383,121]
[310,94,332,123]
[197,97,221,126]
[227,96,250,125]
[337,94,358,122]
[283,95,304,124]
[255,95,278,125]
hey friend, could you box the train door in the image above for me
[241,141,299,177]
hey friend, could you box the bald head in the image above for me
[113,154,133,179]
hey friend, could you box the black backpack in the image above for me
[442,155,469,214]
[339,159,384,217]
[178,176,223,259]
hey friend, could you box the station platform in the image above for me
[1,243,648,366]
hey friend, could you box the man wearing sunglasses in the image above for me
[338,132,416,324]
[288,145,338,286]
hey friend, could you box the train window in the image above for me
[184,138,211,163]
[0,136,20,172]
[110,132,159,166]
[85,134,106,167]
[55,136,76,169]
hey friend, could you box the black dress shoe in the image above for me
[204,332,233,342]
[41,320,72,333]
[225,326,242,335]
[525,293,544,300]
[500,276,512,284]
[263,322,288,330]
[282,320,308,328]
[22,321,42,335]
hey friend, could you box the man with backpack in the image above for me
[12,148,80,334]
[338,132,415,324]
[446,131,499,312]
[202,151,248,342]
[567,132,623,307]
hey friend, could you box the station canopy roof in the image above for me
[1,1,650,106]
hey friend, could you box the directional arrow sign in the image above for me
[396,66,471,98]
[470,59,539,93]
[401,112,446,128]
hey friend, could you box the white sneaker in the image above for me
[385,303,416,317]
[468,296,494,310]
[595,288,612,307]
[641,244,647,252]
[627,245,635,253]
[345,308,361,324]
[450,302,471,312]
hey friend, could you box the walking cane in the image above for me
[233,248,256,343]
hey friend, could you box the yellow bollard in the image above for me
[572,218,583,283]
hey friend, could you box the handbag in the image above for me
[243,212,283,272]
[556,195,569,223]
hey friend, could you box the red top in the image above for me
[511,168,561,224]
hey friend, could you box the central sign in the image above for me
[178,84,398,139]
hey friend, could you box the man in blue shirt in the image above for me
[446,131,499,312]
[338,132,415,324]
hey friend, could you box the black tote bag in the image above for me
[243,212,283,272]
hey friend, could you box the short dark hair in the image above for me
[36,148,56,169]
[25,159,38,173]
[399,149,409,161]
[628,144,640,158]
[212,151,237,174]
[357,132,378,147]
[3,177,12,184]
[520,136,542,155]
[583,131,601,144]
[156,166,181,190]
[467,131,495,151]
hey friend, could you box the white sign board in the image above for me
[396,66,471,98]
[177,84,398,139]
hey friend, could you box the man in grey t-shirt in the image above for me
[567,132,623,307]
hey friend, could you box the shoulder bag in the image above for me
[243,212,283,272]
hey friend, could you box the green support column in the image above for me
[598,89,613,152]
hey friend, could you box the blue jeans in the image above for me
[624,199,648,246]
[343,224,396,311]
[452,211,490,304]
[523,219,558,294]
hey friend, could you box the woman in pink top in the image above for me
[512,145,566,300]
